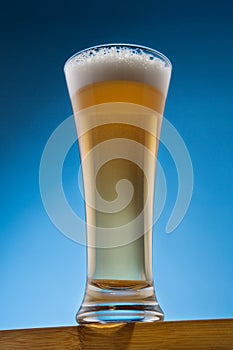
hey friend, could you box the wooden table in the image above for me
[0,319,233,349]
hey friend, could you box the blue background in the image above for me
[1,0,233,330]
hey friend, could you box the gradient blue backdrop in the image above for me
[1,0,233,330]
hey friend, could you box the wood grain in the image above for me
[0,319,233,350]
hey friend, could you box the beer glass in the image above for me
[64,44,172,323]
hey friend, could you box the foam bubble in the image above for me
[64,45,171,98]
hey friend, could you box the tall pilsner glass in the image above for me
[64,44,171,323]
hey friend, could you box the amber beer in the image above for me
[64,45,171,323]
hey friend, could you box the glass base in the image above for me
[76,279,164,324]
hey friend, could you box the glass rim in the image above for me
[64,43,172,72]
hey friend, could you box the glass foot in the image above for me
[76,279,164,324]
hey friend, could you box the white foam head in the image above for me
[64,44,172,99]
